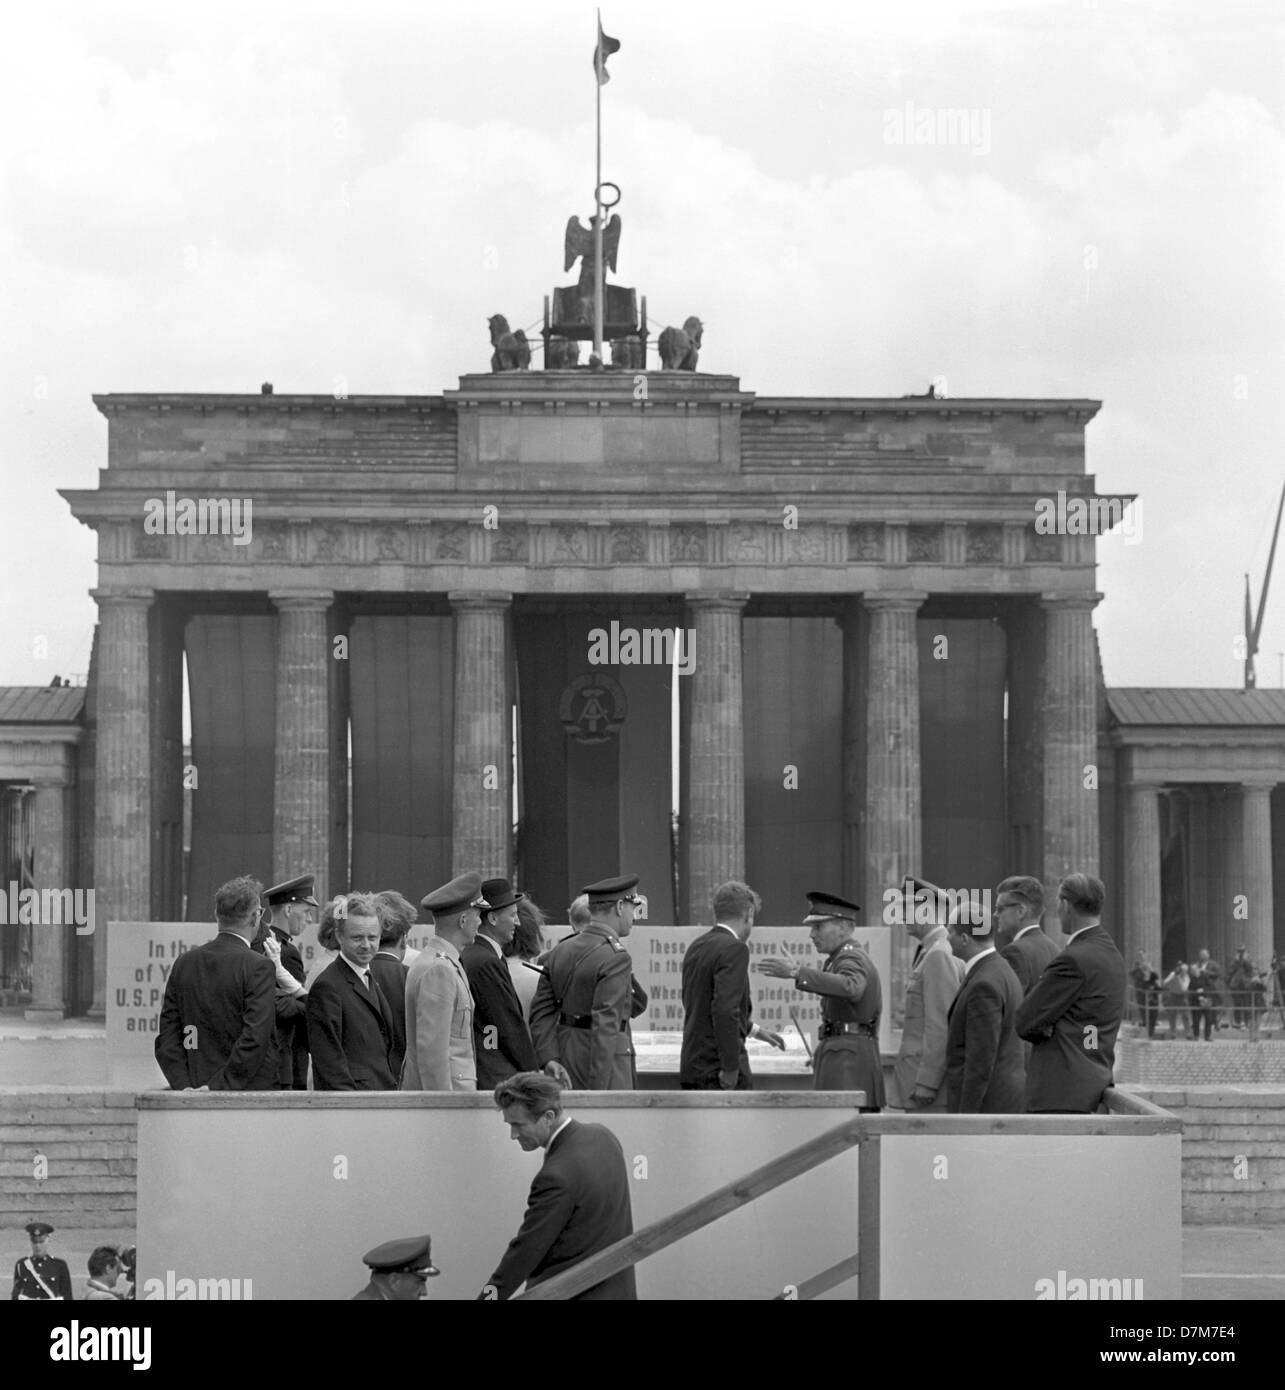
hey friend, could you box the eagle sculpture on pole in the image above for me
[565,213,621,294]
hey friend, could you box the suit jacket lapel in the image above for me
[346,963,390,1036]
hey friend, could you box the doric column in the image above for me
[270,592,332,896]
[1041,593,1101,901]
[26,779,70,1020]
[1124,782,1162,968]
[3,786,26,882]
[449,593,512,876]
[1241,783,1275,969]
[91,587,153,1018]
[684,594,748,923]
[864,592,925,1016]
[840,602,867,900]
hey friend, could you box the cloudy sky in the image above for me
[2,0,1281,689]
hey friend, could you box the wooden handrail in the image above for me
[515,1112,868,1300]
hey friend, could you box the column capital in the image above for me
[863,591,928,613]
[1040,590,1103,611]
[448,591,513,610]
[269,590,334,610]
[1127,779,1165,794]
[684,592,750,612]
[1242,780,1277,796]
[90,587,154,608]
[30,773,73,790]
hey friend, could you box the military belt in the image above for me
[818,1021,877,1040]
[560,1013,628,1031]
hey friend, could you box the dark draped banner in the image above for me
[349,615,454,902]
[918,618,1007,897]
[516,607,675,923]
[184,615,276,920]
[742,616,844,926]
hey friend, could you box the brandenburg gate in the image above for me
[63,359,1114,1014]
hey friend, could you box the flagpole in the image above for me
[593,10,604,361]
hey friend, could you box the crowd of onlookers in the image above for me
[1128,947,1283,1040]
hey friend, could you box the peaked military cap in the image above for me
[582,873,640,905]
[264,873,318,907]
[25,1221,54,1238]
[804,890,861,923]
[480,877,524,913]
[361,1234,440,1277]
[421,872,488,917]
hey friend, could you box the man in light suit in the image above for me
[306,893,398,1090]
[462,878,540,1089]
[155,876,278,1091]
[890,884,964,1110]
[402,873,487,1091]
[679,880,784,1090]
[480,1072,636,1301]
[997,875,1059,995]
[1016,873,1126,1113]
[944,906,1027,1112]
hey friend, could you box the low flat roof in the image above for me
[0,686,85,724]
[1108,688,1285,728]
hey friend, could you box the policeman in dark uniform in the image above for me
[351,1235,440,1300]
[260,873,318,1089]
[529,874,642,1090]
[11,1221,73,1300]
[758,891,884,1110]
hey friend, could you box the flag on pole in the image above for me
[594,17,620,85]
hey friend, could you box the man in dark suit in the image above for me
[996,874,1059,995]
[155,876,278,1090]
[1016,873,1126,1113]
[680,879,784,1089]
[480,1072,636,1301]
[307,892,398,1090]
[944,905,1027,1112]
[462,878,540,1090]
[262,873,318,1088]
[372,889,416,1078]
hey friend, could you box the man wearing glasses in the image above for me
[530,874,643,1090]
[995,875,1059,996]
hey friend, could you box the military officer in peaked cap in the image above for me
[402,873,487,1091]
[261,873,317,1088]
[759,891,885,1110]
[11,1221,73,1300]
[530,874,643,1090]
[351,1235,440,1300]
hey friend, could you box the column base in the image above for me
[23,1007,66,1023]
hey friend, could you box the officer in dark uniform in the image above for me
[529,874,642,1090]
[351,1235,440,1300]
[11,1221,73,1300]
[758,891,884,1110]
[260,873,318,1089]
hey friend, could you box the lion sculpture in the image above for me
[488,315,531,372]
[657,316,703,371]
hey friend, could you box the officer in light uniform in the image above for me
[351,1235,440,1300]
[529,873,642,1090]
[758,891,884,1110]
[11,1221,73,1300]
[401,874,488,1091]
